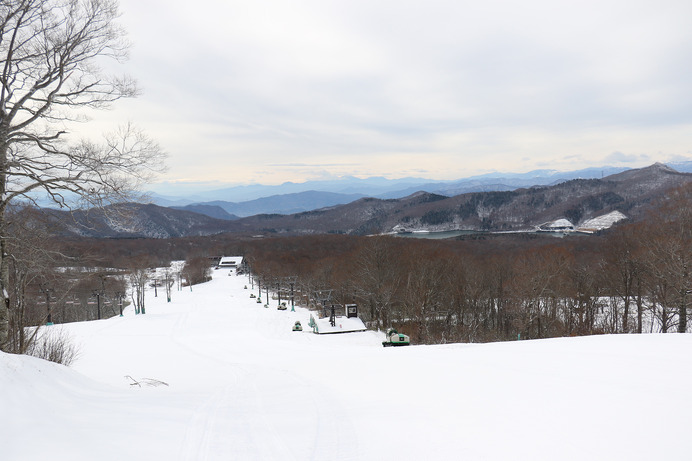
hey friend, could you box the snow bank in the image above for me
[0,351,185,461]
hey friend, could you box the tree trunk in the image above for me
[636,292,643,334]
[678,289,687,333]
[0,215,9,351]
[0,124,9,350]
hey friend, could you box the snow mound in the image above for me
[578,210,627,232]
[539,218,575,231]
[0,351,184,461]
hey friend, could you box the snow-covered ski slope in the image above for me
[2,268,692,461]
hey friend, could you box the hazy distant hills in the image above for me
[152,166,633,205]
[35,163,692,238]
[170,204,239,220]
[153,165,643,218]
[150,177,441,206]
[171,190,366,219]
[430,165,632,197]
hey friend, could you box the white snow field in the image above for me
[2,267,692,461]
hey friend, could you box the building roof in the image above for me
[218,256,243,266]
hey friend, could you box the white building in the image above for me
[217,256,243,269]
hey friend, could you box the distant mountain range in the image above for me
[170,190,365,219]
[149,176,441,207]
[32,163,692,238]
[153,162,692,218]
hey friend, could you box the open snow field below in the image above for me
[2,268,692,460]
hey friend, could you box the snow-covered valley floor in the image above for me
[2,268,692,460]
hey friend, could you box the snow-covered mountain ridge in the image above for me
[28,163,692,237]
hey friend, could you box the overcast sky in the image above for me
[91,0,692,189]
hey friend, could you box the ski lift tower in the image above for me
[313,289,334,325]
[285,276,298,311]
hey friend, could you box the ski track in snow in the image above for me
[166,273,360,460]
[177,365,360,461]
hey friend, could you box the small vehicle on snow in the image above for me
[382,328,410,347]
[292,321,303,331]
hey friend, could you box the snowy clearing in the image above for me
[2,267,692,460]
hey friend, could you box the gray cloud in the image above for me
[100,0,692,185]
[268,163,360,168]
[604,152,651,164]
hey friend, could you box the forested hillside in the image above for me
[21,163,692,238]
[11,182,689,349]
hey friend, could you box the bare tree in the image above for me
[182,255,211,288]
[350,237,401,331]
[400,248,450,344]
[6,206,57,352]
[643,185,692,333]
[601,226,642,333]
[163,267,173,302]
[0,0,166,350]
[129,263,149,315]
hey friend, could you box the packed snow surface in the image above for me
[544,218,574,229]
[578,210,628,231]
[2,268,692,460]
